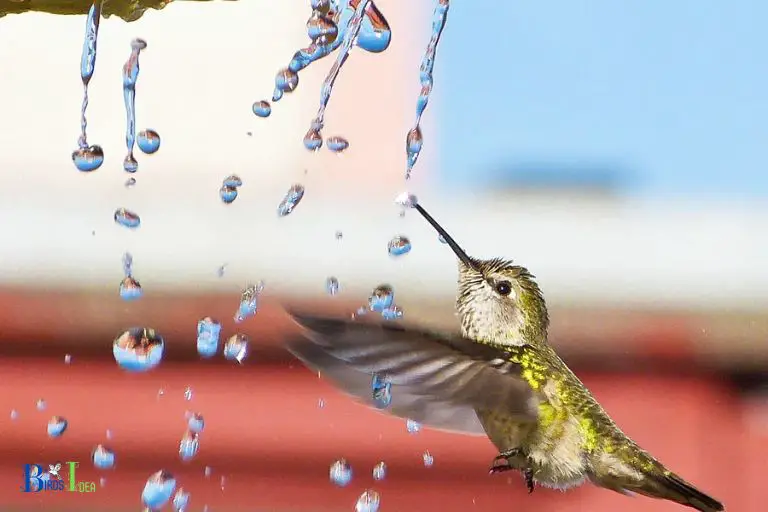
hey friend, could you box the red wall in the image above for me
[0,358,763,511]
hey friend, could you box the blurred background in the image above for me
[0,0,766,511]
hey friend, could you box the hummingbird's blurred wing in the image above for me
[285,313,537,436]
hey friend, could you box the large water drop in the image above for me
[326,135,349,153]
[114,208,141,229]
[196,317,221,358]
[179,431,200,461]
[355,489,381,512]
[187,413,205,434]
[72,145,104,172]
[113,327,164,372]
[329,459,352,487]
[368,284,394,312]
[47,416,68,438]
[277,184,305,217]
[252,100,272,118]
[92,444,116,469]
[173,489,190,512]
[119,276,143,301]
[223,334,249,363]
[142,470,176,510]
[387,235,412,257]
[137,129,161,154]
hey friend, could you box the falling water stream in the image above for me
[122,38,147,173]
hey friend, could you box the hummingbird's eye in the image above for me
[494,281,512,296]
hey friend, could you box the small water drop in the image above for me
[142,470,176,510]
[423,450,434,467]
[173,488,190,512]
[394,191,418,208]
[179,431,200,461]
[335,230,343,240]
[113,327,164,372]
[64,354,72,364]
[326,276,340,296]
[184,387,193,401]
[47,416,68,438]
[303,128,323,151]
[71,145,104,172]
[196,317,221,358]
[137,129,161,154]
[438,234,447,244]
[275,68,299,93]
[277,184,305,217]
[114,208,141,229]
[217,264,227,278]
[188,413,205,434]
[220,476,226,490]
[252,100,272,118]
[318,398,325,408]
[387,235,412,257]
[372,461,387,481]
[119,276,143,300]
[125,177,137,188]
[123,154,139,173]
[223,334,249,363]
[100,477,107,487]
[406,419,421,434]
[234,282,263,323]
[381,306,404,321]
[106,429,113,440]
[219,185,238,204]
[355,489,381,512]
[92,444,116,469]
[368,284,394,312]
[371,375,392,409]
[222,174,243,188]
[204,466,212,478]
[326,135,349,153]
[329,459,352,487]
[36,399,46,411]
[10,409,18,420]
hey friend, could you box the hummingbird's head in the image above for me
[414,204,549,346]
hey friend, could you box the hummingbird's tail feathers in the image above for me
[284,311,538,433]
[616,471,724,512]
[645,471,724,512]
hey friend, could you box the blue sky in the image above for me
[433,1,767,198]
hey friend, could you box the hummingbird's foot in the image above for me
[523,468,535,494]
[488,449,525,475]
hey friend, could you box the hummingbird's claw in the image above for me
[524,468,535,494]
[489,450,535,494]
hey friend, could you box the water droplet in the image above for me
[217,264,227,278]
[252,100,272,118]
[74,2,102,171]
[371,375,392,409]
[277,184,306,217]
[372,461,387,481]
[36,399,46,411]
[142,470,176,510]
[423,450,434,467]
[100,477,106,487]
[122,39,147,174]
[184,387,193,401]
[125,177,137,188]
[275,68,299,93]
[406,419,421,434]
[368,284,394,312]
[222,174,243,188]
[47,416,68,438]
[173,488,190,512]
[204,466,212,478]
[114,208,141,229]
[326,276,340,296]
[326,135,349,153]
[223,334,249,363]
[329,459,352,487]
[381,306,404,321]
[355,489,381,512]
[92,445,116,469]
[106,429,113,440]
[234,282,264,323]
[335,230,343,240]
[137,129,161,154]
[387,235,412,257]
[187,413,205,434]
[179,431,200,461]
[119,276,143,300]
[307,14,338,42]
[219,185,238,204]
[64,354,72,364]
[220,476,226,490]
[10,409,18,420]
[357,1,392,53]
[438,234,447,244]
[318,398,325,408]
[303,128,323,151]
[196,317,222,358]
[113,327,164,372]
[394,191,418,208]
[158,389,165,398]
[71,145,104,172]
[405,126,424,175]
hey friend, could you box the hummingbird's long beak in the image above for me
[414,204,479,271]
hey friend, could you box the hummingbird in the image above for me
[284,203,725,512]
